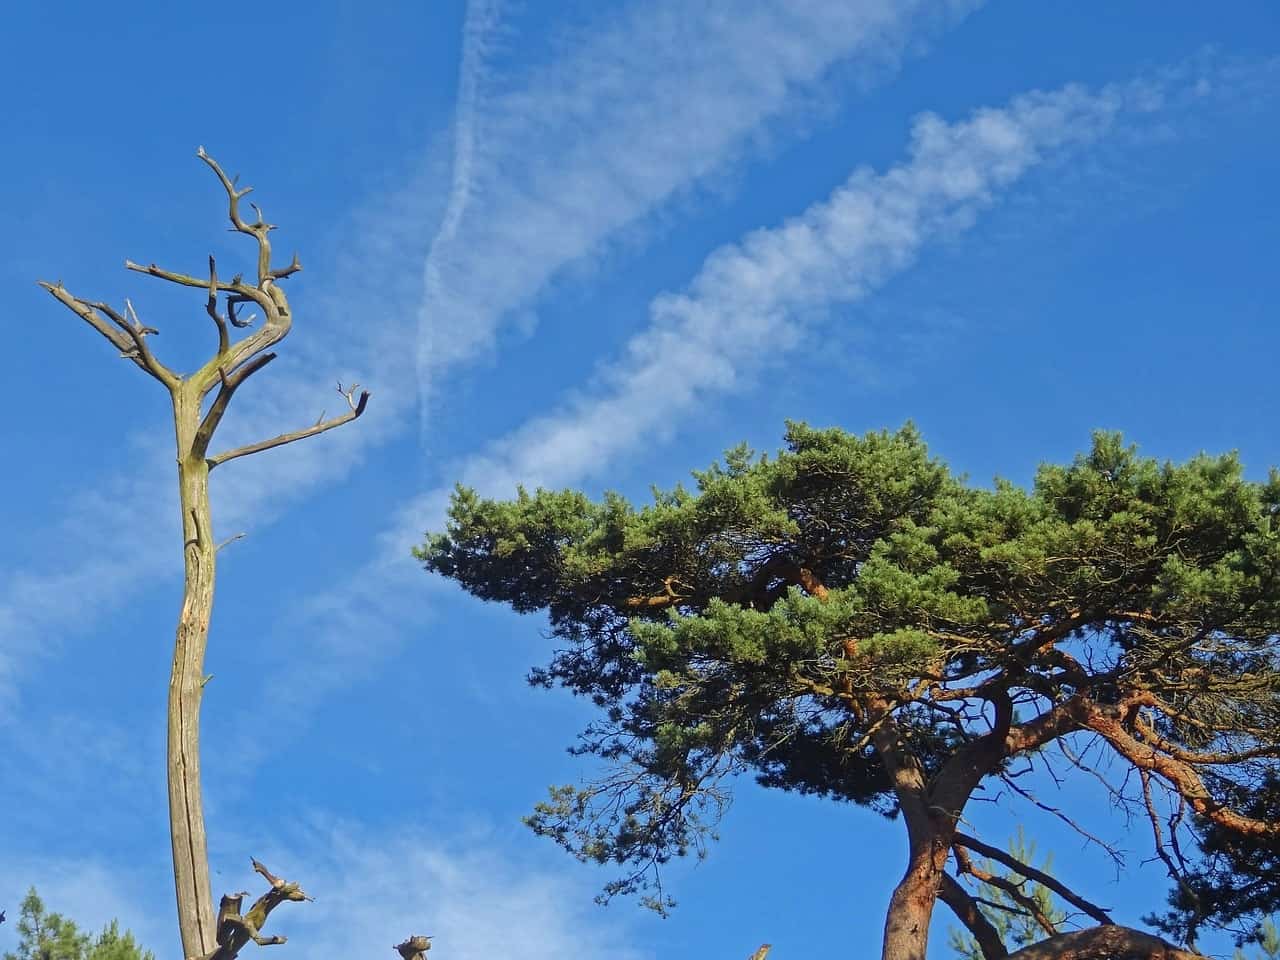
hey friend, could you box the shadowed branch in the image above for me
[954,832,1112,926]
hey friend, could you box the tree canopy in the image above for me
[419,422,1280,960]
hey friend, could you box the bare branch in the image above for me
[124,259,276,331]
[226,296,258,328]
[954,845,1060,940]
[127,258,239,293]
[996,770,1126,868]
[38,280,177,387]
[954,831,1112,925]
[1086,702,1280,838]
[192,353,278,458]
[90,298,170,378]
[197,147,288,287]
[206,383,370,470]
[270,252,302,280]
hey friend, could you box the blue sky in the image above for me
[1,2,1278,958]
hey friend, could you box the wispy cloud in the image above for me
[415,0,980,395]
[253,820,648,960]
[384,77,1157,552]
[265,74,1179,736]
[0,0,973,715]
[0,818,648,960]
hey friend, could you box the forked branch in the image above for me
[197,146,300,289]
[37,281,178,387]
[953,846,1060,940]
[192,353,280,458]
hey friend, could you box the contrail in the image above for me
[417,0,502,437]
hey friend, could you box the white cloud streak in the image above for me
[420,0,503,431]
[382,79,1149,556]
[415,0,978,395]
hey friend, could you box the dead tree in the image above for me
[39,150,386,960]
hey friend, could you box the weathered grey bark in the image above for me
[168,387,220,956]
[40,150,369,960]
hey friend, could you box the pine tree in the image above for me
[1,889,152,960]
[421,422,1280,960]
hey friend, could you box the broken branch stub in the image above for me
[195,859,311,960]
[395,936,433,960]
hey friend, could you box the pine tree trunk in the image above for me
[881,829,950,960]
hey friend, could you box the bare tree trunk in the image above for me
[169,389,218,959]
[40,150,371,960]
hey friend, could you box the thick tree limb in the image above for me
[932,689,1014,819]
[206,383,369,470]
[1086,703,1280,838]
[126,258,242,294]
[192,354,278,458]
[954,832,1112,925]
[939,871,1008,959]
[1003,925,1205,960]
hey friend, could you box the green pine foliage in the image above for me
[1235,917,1280,960]
[420,422,1280,940]
[2,889,153,960]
